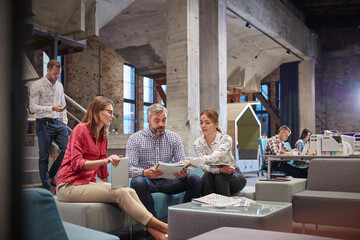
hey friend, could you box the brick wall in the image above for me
[65,37,125,132]
[315,44,360,133]
[136,75,144,131]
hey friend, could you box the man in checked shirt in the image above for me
[127,103,201,216]
[265,125,308,178]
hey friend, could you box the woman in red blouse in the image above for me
[56,96,168,240]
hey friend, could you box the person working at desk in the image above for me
[295,128,312,153]
[194,109,246,196]
[56,96,168,240]
[265,125,308,178]
[127,103,201,216]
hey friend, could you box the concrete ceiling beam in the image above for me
[65,0,97,40]
[227,0,318,61]
[27,0,85,36]
[66,0,135,41]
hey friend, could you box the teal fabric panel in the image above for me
[258,138,269,171]
[284,142,292,150]
[189,167,204,178]
[23,188,69,240]
[63,222,119,240]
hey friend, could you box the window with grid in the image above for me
[143,77,154,129]
[123,64,136,134]
[254,84,270,136]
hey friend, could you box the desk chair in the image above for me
[258,138,293,177]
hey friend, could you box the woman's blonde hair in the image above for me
[200,109,222,133]
[82,96,114,141]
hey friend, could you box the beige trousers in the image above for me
[57,181,153,227]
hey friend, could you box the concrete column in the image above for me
[298,59,315,133]
[199,0,227,132]
[166,0,200,156]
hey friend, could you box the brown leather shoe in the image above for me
[49,178,56,186]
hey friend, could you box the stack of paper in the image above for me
[192,193,251,208]
[187,158,203,170]
[155,162,184,179]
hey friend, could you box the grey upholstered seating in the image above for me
[292,159,360,229]
[23,188,119,240]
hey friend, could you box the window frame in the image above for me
[254,83,270,136]
[143,77,155,129]
[123,64,136,134]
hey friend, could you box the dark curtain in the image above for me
[280,62,299,147]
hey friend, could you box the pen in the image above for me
[144,177,150,184]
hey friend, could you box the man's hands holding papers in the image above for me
[148,162,191,179]
[173,163,191,179]
[143,166,164,179]
[145,158,203,180]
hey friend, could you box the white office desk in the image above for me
[260,155,360,179]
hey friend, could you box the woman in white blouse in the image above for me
[194,109,246,196]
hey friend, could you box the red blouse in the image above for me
[56,123,109,186]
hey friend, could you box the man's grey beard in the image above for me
[149,126,165,135]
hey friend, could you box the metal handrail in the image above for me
[65,94,86,114]
[26,93,86,152]
[67,111,82,124]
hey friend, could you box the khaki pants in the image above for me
[57,181,152,227]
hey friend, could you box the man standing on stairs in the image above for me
[29,59,69,190]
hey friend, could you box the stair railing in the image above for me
[25,79,86,161]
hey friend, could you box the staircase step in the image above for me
[23,146,39,157]
[23,157,39,171]
[22,183,42,188]
[22,170,41,185]
[24,133,37,136]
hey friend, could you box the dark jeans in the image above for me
[130,174,202,216]
[36,118,68,190]
[275,161,308,178]
[201,168,247,196]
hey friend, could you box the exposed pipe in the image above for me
[227,6,304,61]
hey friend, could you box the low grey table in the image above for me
[189,227,338,240]
[168,201,292,240]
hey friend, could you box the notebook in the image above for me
[111,157,129,190]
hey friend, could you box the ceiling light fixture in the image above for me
[245,22,251,28]
[286,49,290,54]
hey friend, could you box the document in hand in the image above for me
[192,193,251,208]
[155,162,184,179]
[187,158,203,170]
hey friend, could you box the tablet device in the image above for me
[111,157,129,190]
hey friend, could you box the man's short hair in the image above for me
[47,59,61,70]
[147,103,168,119]
[278,125,291,134]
